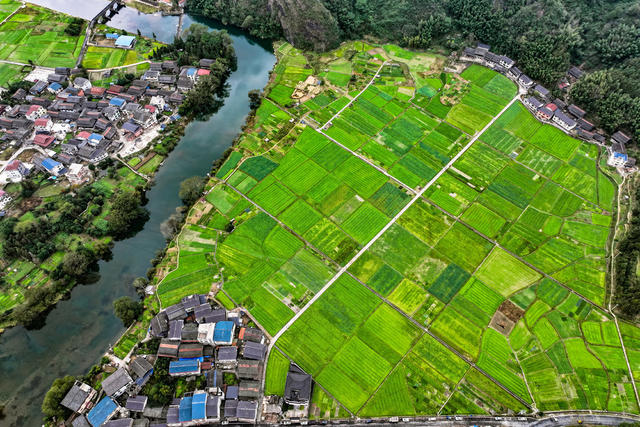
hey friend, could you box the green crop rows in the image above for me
[156,41,640,418]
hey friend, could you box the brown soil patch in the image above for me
[499,300,525,323]
[490,311,516,336]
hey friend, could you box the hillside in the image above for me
[187,0,640,139]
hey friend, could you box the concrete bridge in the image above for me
[91,0,125,26]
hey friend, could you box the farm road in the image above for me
[268,95,522,397]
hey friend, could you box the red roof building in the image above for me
[144,104,156,113]
[545,103,558,112]
[90,86,106,97]
[33,134,55,147]
[197,69,210,76]
[106,85,124,96]
[76,131,91,140]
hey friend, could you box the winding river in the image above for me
[0,3,275,425]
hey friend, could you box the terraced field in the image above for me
[156,41,640,418]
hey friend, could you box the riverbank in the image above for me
[0,2,276,424]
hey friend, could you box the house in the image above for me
[518,74,533,88]
[71,415,91,427]
[26,105,46,121]
[77,117,96,128]
[568,66,583,80]
[78,147,108,164]
[177,77,193,92]
[67,163,92,185]
[474,43,489,58]
[197,323,216,345]
[76,131,91,140]
[178,342,204,359]
[150,311,169,337]
[536,103,556,120]
[463,47,475,57]
[121,121,141,137]
[12,88,26,101]
[608,151,628,167]
[552,110,577,131]
[74,77,92,91]
[103,106,121,122]
[87,397,118,427]
[162,60,178,73]
[133,110,155,128]
[109,97,127,109]
[612,131,631,145]
[199,58,215,69]
[0,190,12,210]
[166,303,188,321]
[47,74,67,84]
[126,395,148,413]
[149,62,162,72]
[216,346,238,368]
[168,319,183,341]
[30,80,48,95]
[106,85,124,97]
[46,82,62,95]
[578,118,595,131]
[34,117,52,131]
[567,104,586,118]
[169,92,184,104]
[103,126,117,140]
[214,321,235,345]
[499,56,514,69]
[41,157,64,175]
[115,35,136,48]
[168,359,200,376]
[158,338,179,358]
[239,327,264,343]
[4,160,29,181]
[144,104,157,114]
[88,133,104,145]
[101,367,133,397]
[32,97,51,108]
[61,381,97,414]
[238,380,260,399]
[284,364,312,405]
[237,359,262,380]
[181,322,199,342]
[95,118,111,131]
[34,134,56,148]
[484,51,500,65]
[90,86,106,98]
[523,96,543,110]
[235,400,257,423]
[533,84,550,99]
[243,341,266,361]
[158,74,176,86]
[56,67,71,76]
[508,66,522,79]
[127,86,145,97]
[142,70,159,82]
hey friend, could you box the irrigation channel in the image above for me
[0,2,276,424]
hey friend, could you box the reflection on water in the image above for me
[0,2,275,425]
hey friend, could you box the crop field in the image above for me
[0,5,86,67]
[151,41,640,418]
[0,0,20,22]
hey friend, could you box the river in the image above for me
[0,3,275,425]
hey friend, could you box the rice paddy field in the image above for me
[0,5,86,67]
[156,41,640,418]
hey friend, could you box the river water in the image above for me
[0,3,275,425]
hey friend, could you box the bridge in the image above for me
[76,0,125,67]
[91,0,125,26]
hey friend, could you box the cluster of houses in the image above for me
[59,294,307,426]
[0,58,218,202]
[462,44,636,171]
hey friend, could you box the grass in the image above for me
[475,248,542,297]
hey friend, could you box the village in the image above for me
[460,43,636,172]
[0,36,219,212]
[58,293,312,427]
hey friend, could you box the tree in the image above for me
[20,179,38,198]
[179,176,206,206]
[248,89,263,110]
[113,296,143,326]
[108,190,150,240]
[132,277,149,297]
[42,375,75,420]
[62,250,92,277]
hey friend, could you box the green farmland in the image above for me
[0,5,86,67]
[155,40,640,418]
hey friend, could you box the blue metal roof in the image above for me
[186,68,197,76]
[110,97,125,107]
[214,321,234,343]
[192,392,207,420]
[179,396,193,422]
[614,152,628,161]
[42,158,61,171]
[48,82,62,90]
[169,359,199,375]
[87,397,117,427]
[115,35,136,47]
[89,133,103,141]
[106,33,119,39]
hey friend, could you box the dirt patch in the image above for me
[499,300,525,323]
[490,311,516,336]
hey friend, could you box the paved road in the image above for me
[319,61,387,130]
[269,93,521,349]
